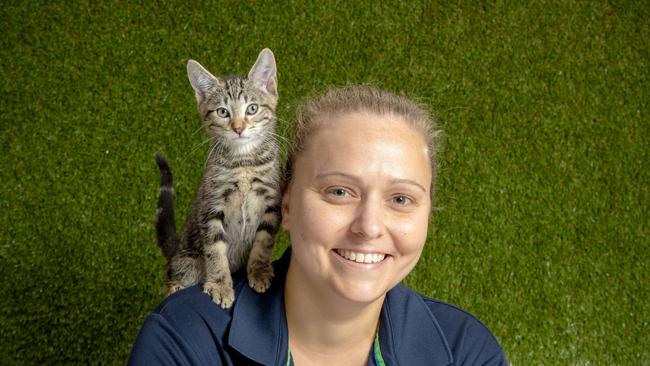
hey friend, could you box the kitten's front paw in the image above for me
[203,281,235,309]
[248,263,274,293]
[166,282,184,295]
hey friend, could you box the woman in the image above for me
[129,86,508,365]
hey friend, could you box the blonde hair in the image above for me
[284,85,440,195]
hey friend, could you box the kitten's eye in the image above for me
[246,104,259,115]
[216,107,230,118]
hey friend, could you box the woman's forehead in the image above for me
[296,111,431,186]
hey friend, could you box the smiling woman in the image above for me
[129,85,508,365]
[282,110,432,306]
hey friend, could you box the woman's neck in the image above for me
[284,261,384,366]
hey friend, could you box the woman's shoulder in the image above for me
[155,284,235,319]
[389,284,498,333]
[385,284,508,365]
[157,268,247,310]
[420,292,501,341]
[128,276,250,365]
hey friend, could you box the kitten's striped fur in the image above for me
[155,49,281,308]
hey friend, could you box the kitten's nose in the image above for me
[231,118,246,136]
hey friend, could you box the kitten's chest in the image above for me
[220,169,275,242]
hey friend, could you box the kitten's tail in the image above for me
[155,153,177,259]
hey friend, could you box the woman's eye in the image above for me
[327,188,349,198]
[392,195,413,206]
[246,104,258,115]
[216,107,230,118]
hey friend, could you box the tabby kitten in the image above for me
[155,48,281,308]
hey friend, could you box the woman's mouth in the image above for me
[334,249,387,264]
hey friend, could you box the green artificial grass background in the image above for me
[1,1,648,364]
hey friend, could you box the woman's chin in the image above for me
[328,277,390,306]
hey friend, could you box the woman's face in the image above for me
[282,111,432,305]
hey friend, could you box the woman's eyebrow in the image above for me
[390,179,427,193]
[315,172,427,193]
[314,171,359,182]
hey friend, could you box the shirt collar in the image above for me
[228,249,290,366]
[228,248,453,366]
[379,284,454,365]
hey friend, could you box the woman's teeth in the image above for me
[336,249,386,264]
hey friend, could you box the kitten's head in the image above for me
[187,49,278,156]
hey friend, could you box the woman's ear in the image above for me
[281,190,290,230]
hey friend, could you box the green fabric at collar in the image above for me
[286,329,385,365]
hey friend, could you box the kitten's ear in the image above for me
[187,60,221,104]
[248,48,277,97]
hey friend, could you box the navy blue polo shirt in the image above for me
[129,249,507,365]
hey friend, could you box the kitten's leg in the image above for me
[203,242,234,308]
[202,218,235,308]
[247,204,280,293]
[166,252,200,295]
[166,268,183,295]
[167,283,183,295]
[164,259,179,295]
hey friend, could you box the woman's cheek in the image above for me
[396,215,429,249]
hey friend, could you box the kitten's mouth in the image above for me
[231,135,254,144]
[334,249,387,264]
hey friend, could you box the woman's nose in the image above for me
[350,198,384,240]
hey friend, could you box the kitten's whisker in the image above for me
[445,106,471,111]
[183,137,212,162]
[191,124,205,136]
[204,141,220,168]
[268,131,289,144]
